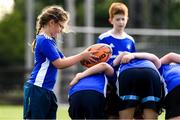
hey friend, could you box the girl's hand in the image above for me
[80,48,98,63]
[113,52,130,66]
[69,73,83,88]
[121,54,135,63]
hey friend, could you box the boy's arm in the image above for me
[160,52,180,64]
[69,62,114,87]
[120,52,161,69]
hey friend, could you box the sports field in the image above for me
[0,104,70,120]
[0,105,164,119]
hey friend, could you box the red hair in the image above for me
[109,2,128,19]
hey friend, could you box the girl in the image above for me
[113,52,163,119]
[23,5,96,119]
[68,62,117,119]
[159,52,180,119]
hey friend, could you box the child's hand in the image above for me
[81,48,98,63]
[113,52,130,66]
[69,73,83,88]
[121,54,135,63]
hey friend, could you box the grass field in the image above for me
[0,105,164,120]
[0,104,70,120]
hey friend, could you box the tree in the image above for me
[0,0,25,67]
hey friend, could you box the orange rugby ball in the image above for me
[80,43,112,68]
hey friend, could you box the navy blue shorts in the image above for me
[68,90,106,119]
[23,82,58,119]
[118,68,162,113]
[164,85,180,119]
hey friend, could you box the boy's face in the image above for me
[109,14,128,31]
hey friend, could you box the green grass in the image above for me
[57,104,71,120]
[0,105,164,120]
[158,112,165,120]
[0,105,70,120]
[0,105,22,119]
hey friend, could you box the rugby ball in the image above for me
[80,43,112,68]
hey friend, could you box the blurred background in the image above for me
[0,0,180,119]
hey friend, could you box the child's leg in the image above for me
[169,116,180,120]
[143,108,158,119]
[119,107,135,119]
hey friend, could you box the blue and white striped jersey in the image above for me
[27,34,64,91]
[97,30,136,64]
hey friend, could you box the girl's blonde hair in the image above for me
[32,5,70,52]
[109,2,128,19]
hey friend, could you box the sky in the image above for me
[0,0,14,21]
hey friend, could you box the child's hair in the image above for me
[32,5,69,52]
[108,2,128,19]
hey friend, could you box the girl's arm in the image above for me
[69,62,114,87]
[112,52,130,66]
[160,52,180,64]
[133,52,161,68]
[115,52,161,69]
[52,48,97,69]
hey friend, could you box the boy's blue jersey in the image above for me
[68,73,116,97]
[97,30,136,64]
[27,34,64,91]
[159,64,180,93]
[119,59,158,74]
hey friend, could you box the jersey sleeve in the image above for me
[127,36,136,52]
[97,38,101,43]
[97,37,105,44]
[40,39,61,62]
[131,42,136,52]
